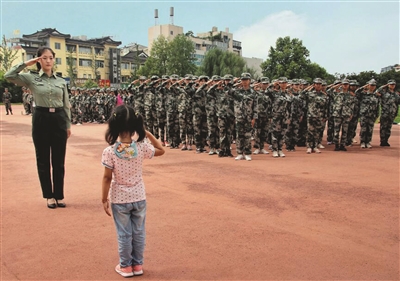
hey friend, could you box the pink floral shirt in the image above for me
[101,140,155,204]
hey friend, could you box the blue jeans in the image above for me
[111,200,146,267]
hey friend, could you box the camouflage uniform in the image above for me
[357,86,379,145]
[134,83,146,118]
[193,78,209,152]
[300,85,329,150]
[156,78,168,144]
[330,86,356,148]
[232,75,258,156]
[206,78,221,151]
[144,78,159,138]
[377,80,400,145]
[253,86,272,151]
[216,76,235,157]
[267,89,290,153]
[166,83,180,148]
[182,80,195,147]
[285,89,303,151]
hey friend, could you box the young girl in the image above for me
[101,105,165,277]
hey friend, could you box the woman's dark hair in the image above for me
[36,46,56,71]
[105,105,146,145]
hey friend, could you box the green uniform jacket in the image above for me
[5,62,71,128]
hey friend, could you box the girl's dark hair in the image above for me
[36,46,56,71]
[105,105,146,145]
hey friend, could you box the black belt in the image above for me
[35,106,64,113]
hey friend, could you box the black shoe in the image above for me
[56,200,66,208]
[226,150,234,157]
[339,144,347,151]
[334,144,340,151]
[200,147,207,153]
[381,141,390,147]
[196,148,202,154]
[386,142,391,147]
[218,150,226,157]
[47,198,57,209]
[6,113,9,115]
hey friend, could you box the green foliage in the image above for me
[199,48,247,77]
[261,36,312,79]
[83,79,98,88]
[167,34,196,76]
[0,35,19,72]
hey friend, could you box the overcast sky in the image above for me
[1,0,398,75]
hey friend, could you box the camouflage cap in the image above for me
[184,74,193,79]
[292,79,300,85]
[342,79,350,84]
[349,80,357,86]
[240,73,251,80]
[162,75,170,80]
[368,79,377,85]
[199,75,209,81]
[70,87,76,90]
[313,78,323,84]
[223,74,233,80]
[334,79,341,85]
[192,75,199,80]
[272,79,278,83]
[151,75,159,81]
[388,79,396,84]
[322,80,327,86]
[260,77,270,84]
[212,75,221,81]
[139,76,147,80]
[170,74,179,80]
[99,88,104,93]
[105,88,110,92]
[279,77,288,83]
[302,79,309,85]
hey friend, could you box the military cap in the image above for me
[91,87,96,91]
[151,75,159,81]
[192,76,199,80]
[162,75,170,80]
[279,77,288,83]
[184,74,193,79]
[302,79,309,85]
[170,74,179,80]
[260,77,270,84]
[322,80,327,86]
[139,76,147,80]
[110,88,115,92]
[70,87,76,90]
[272,79,278,83]
[106,88,110,92]
[99,88,104,93]
[241,73,251,80]
[349,80,357,86]
[212,75,221,81]
[334,79,341,85]
[199,75,209,81]
[342,79,350,84]
[223,74,233,80]
[388,79,396,84]
[313,78,323,84]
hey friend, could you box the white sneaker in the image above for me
[253,149,260,155]
[261,149,269,154]
[306,148,312,154]
[278,150,285,157]
[272,151,279,158]
[361,143,366,148]
[314,148,321,153]
[235,154,244,160]
[366,143,372,148]
[352,138,358,143]
[268,145,273,151]
[208,148,216,155]
[77,123,82,126]
[318,144,325,149]
[244,155,252,161]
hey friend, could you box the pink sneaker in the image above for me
[115,264,134,277]
[133,265,143,276]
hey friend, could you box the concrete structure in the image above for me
[242,57,264,79]
[148,24,183,54]
[381,64,400,73]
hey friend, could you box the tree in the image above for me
[83,79,98,88]
[306,62,334,83]
[261,36,311,79]
[199,48,247,77]
[167,34,196,76]
[149,35,169,75]
[0,35,19,72]
[66,51,77,87]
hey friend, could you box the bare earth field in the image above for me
[1,105,399,280]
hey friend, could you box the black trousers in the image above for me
[32,107,68,199]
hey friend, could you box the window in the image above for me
[121,63,129,70]
[170,31,173,35]
[79,46,92,54]
[27,54,35,60]
[88,74,92,79]
[131,64,137,70]
[66,45,76,52]
[195,44,201,50]
[55,58,62,65]
[79,59,92,67]
[94,48,104,56]
[83,74,87,78]
[95,60,104,68]
[55,42,61,50]
[66,57,77,66]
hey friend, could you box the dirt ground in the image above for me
[1,105,399,280]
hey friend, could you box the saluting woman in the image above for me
[5,46,71,209]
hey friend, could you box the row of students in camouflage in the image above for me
[67,75,399,160]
